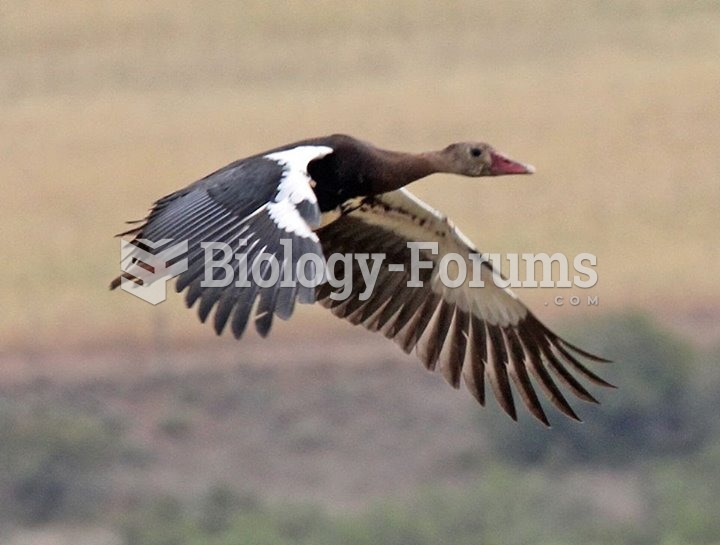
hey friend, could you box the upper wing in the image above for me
[315,189,613,425]
[112,145,333,338]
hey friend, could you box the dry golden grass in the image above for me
[2,1,719,348]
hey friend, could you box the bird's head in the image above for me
[442,142,535,177]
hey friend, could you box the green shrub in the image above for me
[0,407,122,523]
[645,441,720,545]
[199,486,260,535]
[157,413,193,439]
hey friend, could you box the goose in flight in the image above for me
[111,134,612,425]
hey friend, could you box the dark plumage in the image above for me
[112,134,613,425]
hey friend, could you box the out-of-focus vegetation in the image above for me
[119,451,720,545]
[2,315,719,544]
[481,314,714,466]
[0,408,121,524]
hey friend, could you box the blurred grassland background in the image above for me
[2,0,719,348]
[1,2,720,545]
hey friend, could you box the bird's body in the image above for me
[113,134,612,425]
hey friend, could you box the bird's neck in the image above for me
[370,149,446,193]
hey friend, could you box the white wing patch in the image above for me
[263,145,332,238]
[267,200,318,239]
[264,145,333,205]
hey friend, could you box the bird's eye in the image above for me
[470,147,482,157]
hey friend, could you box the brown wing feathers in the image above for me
[316,191,613,425]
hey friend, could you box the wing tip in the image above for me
[560,338,613,364]
[535,412,551,427]
[560,403,582,422]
